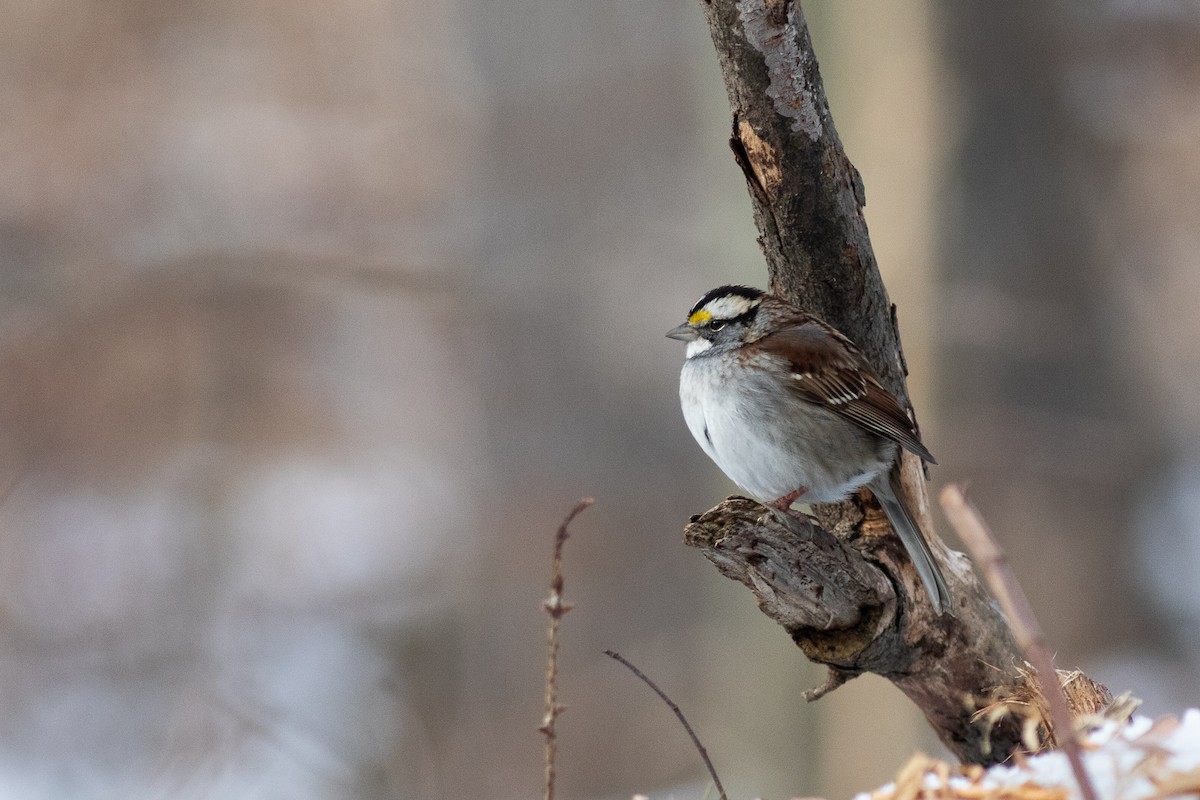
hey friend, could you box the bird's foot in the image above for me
[767,487,808,513]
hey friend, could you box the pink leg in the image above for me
[767,486,808,511]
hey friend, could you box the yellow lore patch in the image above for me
[688,309,713,325]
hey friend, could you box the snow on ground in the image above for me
[855,709,1200,800]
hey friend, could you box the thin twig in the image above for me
[539,497,593,800]
[940,485,1098,800]
[603,649,729,800]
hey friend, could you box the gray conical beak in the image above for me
[666,323,699,341]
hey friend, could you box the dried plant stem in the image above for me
[603,649,729,800]
[539,498,593,800]
[940,485,1098,800]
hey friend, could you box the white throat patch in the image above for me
[685,338,713,358]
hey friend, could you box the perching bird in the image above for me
[668,285,950,613]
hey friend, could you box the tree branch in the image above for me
[685,498,1026,762]
[684,0,1106,764]
[702,0,899,374]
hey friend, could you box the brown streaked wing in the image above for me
[756,322,937,464]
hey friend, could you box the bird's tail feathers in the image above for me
[873,469,952,615]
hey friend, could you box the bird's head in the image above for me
[666,285,765,357]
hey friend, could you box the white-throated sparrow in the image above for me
[668,285,951,614]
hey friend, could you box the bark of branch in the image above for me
[685,0,1105,764]
[686,498,1026,762]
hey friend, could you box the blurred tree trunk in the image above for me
[934,2,1168,661]
[936,1,1200,712]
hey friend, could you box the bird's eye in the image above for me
[709,320,726,331]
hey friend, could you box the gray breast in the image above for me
[680,354,894,503]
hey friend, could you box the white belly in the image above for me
[679,356,892,504]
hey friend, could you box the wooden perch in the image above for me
[685,498,1027,762]
[685,0,1110,764]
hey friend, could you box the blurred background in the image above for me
[1,0,1198,798]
